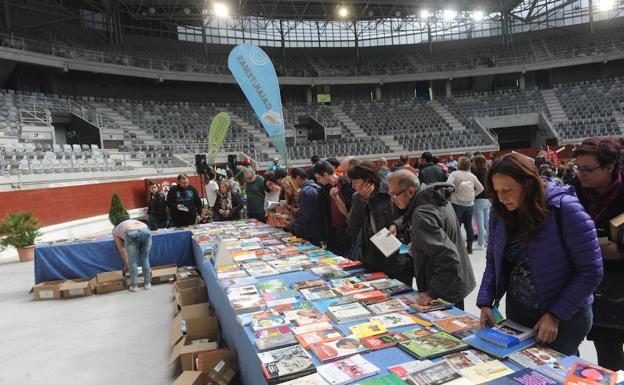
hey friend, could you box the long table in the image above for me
[34,230,195,283]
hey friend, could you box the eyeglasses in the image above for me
[389,187,409,198]
[573,164,601,174]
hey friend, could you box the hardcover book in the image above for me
[348,320,387,339]
[463,331,536,359]
[360,332,409,350]
[398,332,468,359]
[316,354,380,385]
[309,335,369,362]
[407,360,461,385]
[258,345,317,384]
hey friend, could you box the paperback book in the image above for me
[407,360,461,385]
[398,332,468,359]
[272,301,314,313]
[301,286,339,301]
[370,312,431,329]
[283,308,331,326]
[291,280,327,290]
[348,320,387,339]
[309,335,369,362]
[535,356,593,382]
[251,314,288,332]
[463,331,536,360]
[230,296,265,314]
[265,297,299,308]
[458,360,514,384]
[433,315,480,334]
[508,346,566,369]
[256,330,299,351]
[333,283,374,297]
[316,354,380,385]
[488,368,563,385]
[388,360,434,380]
[291,321,335,336]
[366,299,410,315]
[443,349,495,370]
[358,374,409,385]
[278,373,330,385]
[382,284,414,297]
[258,345,317,384]
[400,326,438,340]
[326,302,371,324]
[296,328,344,349]
[565,362,616,385]
[416,310,454,322]
[360,332,409,350]
[351,290,388,303]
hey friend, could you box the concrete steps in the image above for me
[327,105,368,139]
[92,103,163,146]
[429,100,466,132]
[540,89,568,124]
[379,135,406,153]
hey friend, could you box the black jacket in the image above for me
[318,176,355,240]
[147,191,167,222]
[419,163,448,185]
[400,183,476,304]
[166,185,203,226]
[212,191,244,221]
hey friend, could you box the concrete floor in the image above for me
[0,246,599,385]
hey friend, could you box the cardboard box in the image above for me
[174,278,208,309]
[169,318,220,372]
[152,264,177,284]
[194,349,237,375]
[177,266,200,281]
[32,280,64,301]
[207,358,237,385]
[95,271,125,294]
[174,371,206,385]
[61,278,95,299]
[170,303,214,346]
[610,212,624,242]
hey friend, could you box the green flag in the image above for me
[207,112,231,163]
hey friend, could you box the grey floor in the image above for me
[0,248,598,385]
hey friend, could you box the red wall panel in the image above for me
[0,176,203,227]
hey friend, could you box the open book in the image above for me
[370,227,403,257]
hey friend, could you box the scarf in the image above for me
[219,191,232,212]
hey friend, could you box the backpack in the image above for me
[456,179,476,202]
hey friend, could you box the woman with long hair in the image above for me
[472,155,491,250]
[477,153,603,355]
[212,179,243,221]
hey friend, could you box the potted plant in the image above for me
[0,211,40,262]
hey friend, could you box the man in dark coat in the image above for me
[147,181,168,230]
[419,151,448,184]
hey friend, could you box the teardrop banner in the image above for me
[207,112,231,163]
[227,44,288,166]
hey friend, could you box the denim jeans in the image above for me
[125,229,152,286]
[506,296,593,356]
[473,198,491,246]
[452,204,474,252]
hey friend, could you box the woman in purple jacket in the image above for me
[477,153,603,356]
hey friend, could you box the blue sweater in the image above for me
[291,180,323,245]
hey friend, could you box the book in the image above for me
[535,357,593,383]
[220,276,259,289]
[272,301,315,313]
[291,321,335,336]
[351,290,388,303]
[227,284,260,300]
[247,265,280,278]
[257,279,287,293]
[407,360,461,385]
[278,373,330,385]
[370,227,402,257]
[416,310,454,322]
[237,310,277,326]
[508,346,566,369]
[370,312,432,329]
[398,332,468,359]
[361,332,409,350]
[256,331,299,351]
[388,361,434,380]
[256,325,293,339]
[262,289,300,302]
[291,280,327,290]
[333,283,374,296]
[488,368,563,385]
[296,328,344,349]
[443,350,495,370]
[230,296,265,314]
[479,320,536,348]
[258,345,317,384]
[400,326,439,340]
[317,354,380,385]
[459,360,515,384]
[251,314,288,331]
[329,277,364,286]
[283,308,331,326]
[433,315,480,334]
[462,333,536,359]
[565,362,616,385]
[405,298,453,313]
[367,299,410,315]
[382,284,414,297]
[266,297,299,308]
[359,374,407,385]
[367,278,403,290]
[349,320,387,339]
[301,286,339,301]
[356,272,388,281]
[338,260,362,270]
[326,302,371,324]
[309,335,369,362]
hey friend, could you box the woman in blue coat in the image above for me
[477,153,603,355]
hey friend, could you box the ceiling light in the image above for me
[472,10,484,21]
[148,7,156,14]
[443,9,457,21]
[183,8,191,15]
[597,0,616,11]
[338,7,349,18]
[213,2,229,17]
[419,9,430,19]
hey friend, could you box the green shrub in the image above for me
[0,211,40,248]
[109,193,129,227]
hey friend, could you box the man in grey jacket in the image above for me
[388,170,476,309]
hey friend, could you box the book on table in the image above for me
[332,283,374,296]
[348,320,387,339]
[316,354,380,385]
[462,332,536,359]
[406,360,461,385]
[282,308,331,326]
[433,315,480,334]
[361,332,409,350]
[370,312,432,329]
[300,286,339,301]
[508,346,566,369]
[534,356,594,383]
[277,373,330,385]
[291,321,335,336]
[309,335,369,362]
[296,328,344,349]
[251,314,288,331]
[478,320,536,348]
[358,374,407,385]
[565,362,617,385]
[399,326,438,340]
[326,302,371,324]
[443,349,496,370]
[458,360,515,384]
[398,331,468,359]
[366,299,410,315]
[487,368,563,385]
[388,360,434,380]
[256,330,299,352]
[258,345,317,384]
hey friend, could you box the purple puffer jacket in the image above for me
[476,182,603,321]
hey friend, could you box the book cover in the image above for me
[463,333,536,359]
[317,354,380,385]
[258,345,317,384]
[291,321,335,336]
[349,320,388,339]
[257,279,287,293]
[272,301,314,313]
[479,320,536,348]
[324,271,353,280]
[367,278,401,290]
[247,265,280,278]
[220,276,259,289]
[283,308,331,326]
[443,349,495,370]
[398,332,468,359]
[351,290,388,303]
[266,297,299,308]
[416,310,454,322]
[227,285,260,300]
[382,284,414,297]
[301,286,339,301]
[358,374,409,385]
[488,368,563,385]
[251,314,289,331]
[256,325,292,339]
[333,283,374,296]
[452,329,476,341]
[400,326,438,340]
[256,332,299,352]
[338,260,362,270]
[291,280,327,290]
[327,302,371,324]
[407,299,453,313]
[371,312,432,329]
[459,360,515,384]
[309,336,369,362]
[296,328,344,349]
[408,360,461,385]
[230,296,265,314]
[329,277,364,286]
[278,373,331,385]
[565,362,616,385]
[508,346,566,369]
[388,360,434,380]
[433,315,480,334]
[361,332,408,350]
[262,289,300,301]
[367,299,410,315]
[356,272,388,281]
[535,356,593,382]
[237,310,278,326]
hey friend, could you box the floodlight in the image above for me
[472,10,484,21]
[338,7,349,18]
[597,0,616,11]
[213,2,229,17]
[419,9,430,18]
[443,9,457,20]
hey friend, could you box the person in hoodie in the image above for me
[419,151,448,184]
[346,162,413,286]
[289,167,323,246]
[477,153,603,356]
[388,169,475,309]
[146,181,168,230]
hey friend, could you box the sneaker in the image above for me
[144,283,152,290]
[129,285,139,292]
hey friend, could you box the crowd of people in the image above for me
[134,137,623,370]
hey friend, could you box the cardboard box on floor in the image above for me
[169,316,220,372]
[177,266,200,282]
[95,271,125,294]
[195,349,237,384]
[170,303,214,346]
[174,278,208,311]
[32,280,64,301]
[173,371,205,385]
[152,264,177,284]
[60,278,96,299]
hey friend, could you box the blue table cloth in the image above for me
[34,230,194,283]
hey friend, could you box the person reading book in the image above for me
[477,153,603,356]
[570,137,624,370]
[388,170,476,310]
[112,219,152,292]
